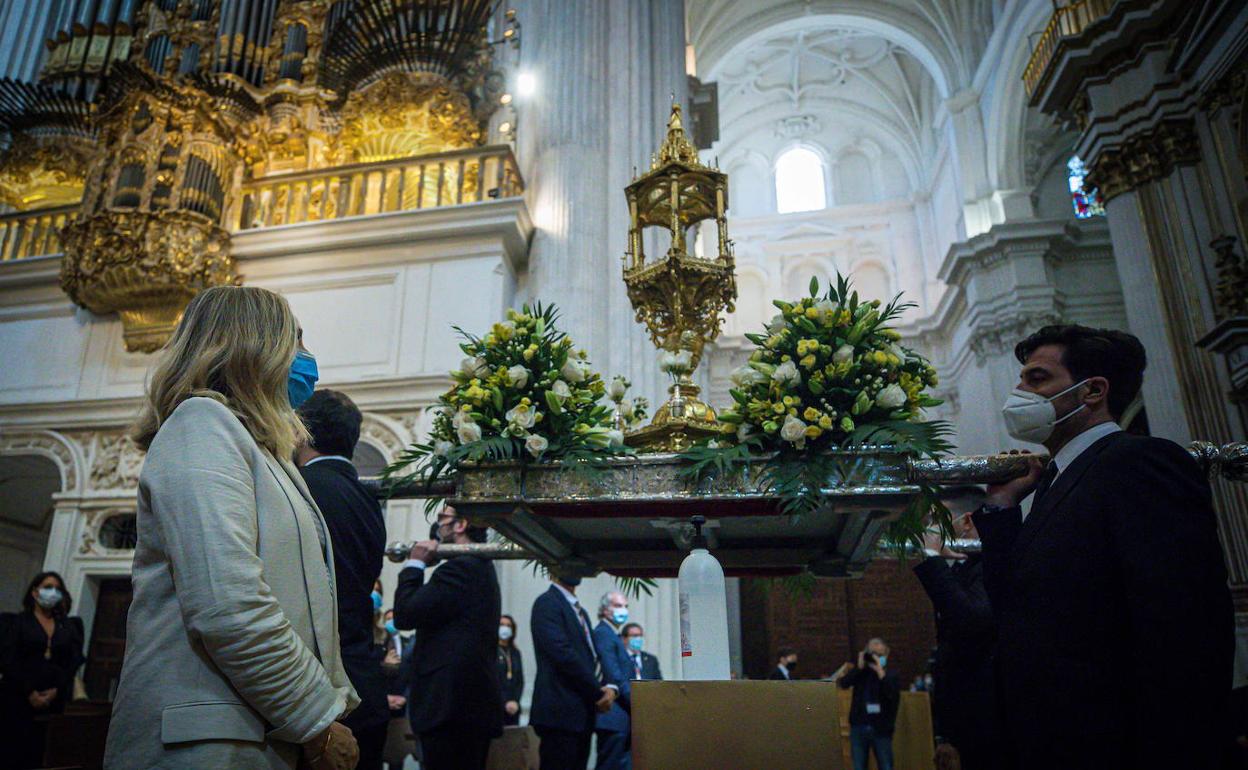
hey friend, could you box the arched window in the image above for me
[775,147,827,214]
[1067,155,1105,219]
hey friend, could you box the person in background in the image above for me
[382,629,416,770]
[497,614,525,726]
[530,573,618,770]
[767,646,799,680]
[394,506,503,770]
[620,623,662,681]
[593,591,634,770]
[976,325,1232,770]
[839,637,900,770]
[0,571,86,769]
[104,286,359,770]
[381,608,403,668]
[913,486,1000,770]
[372,579,387,646]
[296,388,389,770]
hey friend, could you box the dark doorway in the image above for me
[85,577,132,701]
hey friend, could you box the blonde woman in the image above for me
[104,286,360,770]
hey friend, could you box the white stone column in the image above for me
[516,0,687,408]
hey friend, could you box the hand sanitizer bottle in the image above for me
[678,515,730,680]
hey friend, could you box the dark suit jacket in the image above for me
[973,431,1233,770]
[913,554,999,754]
[529,585,604,734]
[838,666,901,734]
[593,620,633,733]
[394,556,504,738]
[628,650,662,681]
[299,458,389,730]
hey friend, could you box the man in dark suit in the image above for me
[394,506,503,770]
[530,575,617,770]
[592,591,634,770]
[975,325,1233,770]
[620,623,662,680]
[296,389,389,770]
[913,487,1000,770]
[767,646,799,680]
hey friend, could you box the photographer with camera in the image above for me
[838,637,901,770]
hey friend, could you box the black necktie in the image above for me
[1032,461,1059,506]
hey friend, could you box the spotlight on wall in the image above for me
[498,121,513,135]
[516,72,537,98]
[500,93,512,105]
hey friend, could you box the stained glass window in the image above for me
[775,147,827,214]
[1067,155,1105,219]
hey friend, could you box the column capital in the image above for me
[1084,119,1201,202]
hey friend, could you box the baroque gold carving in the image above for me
[340,72,483,163]
[0,135,93,210]
[60,209,235,352]
[624,104,737,452]
[1085,120,1201,202]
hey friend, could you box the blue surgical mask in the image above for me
[628,636,644,651]
[384,620,397,636]
[371,591,383,611]
[877,655,887,668]
[612,607,629,625]
[288,350,318,408]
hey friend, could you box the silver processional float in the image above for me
[372,441,1247,573]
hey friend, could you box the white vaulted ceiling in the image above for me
[712,26,940,193]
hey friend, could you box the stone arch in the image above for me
[358,412,409,465]
[0,429,83,494]
[984,0,1058,192]
[700,7,957,100]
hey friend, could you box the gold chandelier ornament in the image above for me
[623,103,737,452]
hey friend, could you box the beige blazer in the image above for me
[104,397,359,770]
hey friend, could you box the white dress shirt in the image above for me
[1051,421,1122,479]
[1020,421,1122,521]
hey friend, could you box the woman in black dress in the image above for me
[496,614,524,726]
[0,571,86,769]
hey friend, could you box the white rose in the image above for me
[434,439,453,457]
[505,403,536,431]
[607,429,625,449]
[524,434,549,459]
[608,376,628,401]
[551,379,572,401]
[833,344,855,364]
[876,383,908,409]
[457,420,482,443]
[460,356,488,378]
[779,414,806,445]
[814,299,835,313]
[620,398,635,419]
[736,423,753,442]
[561,358,587,383]
[451,407,471,428]
[772,360,801,386]
[730,365,767,388]
[506,365,529,389]
[766,313,787,334]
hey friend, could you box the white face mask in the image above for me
[498,625,513,641]
[1001,379,1090,444]
[36,586,62,609]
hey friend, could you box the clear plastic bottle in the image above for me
[678,515,730,680]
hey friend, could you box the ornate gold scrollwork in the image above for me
[0,135,94,210]
[60,209,234,353]
[623,104,737,452]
